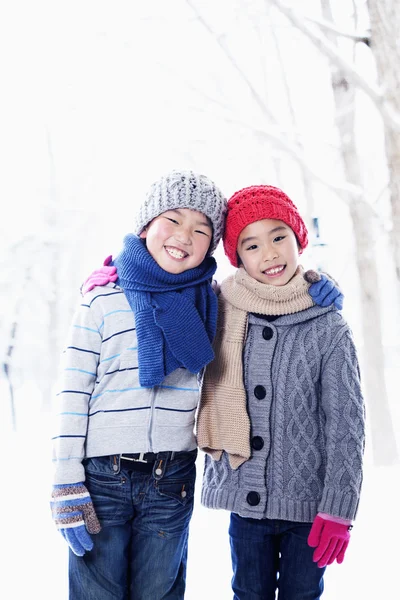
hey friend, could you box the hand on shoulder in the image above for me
[81,255,118,295]
[304,270,343,310]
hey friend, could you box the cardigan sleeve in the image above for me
[318,327,366,520]
[51,297,102,485]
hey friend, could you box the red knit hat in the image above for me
[223,185,308,267]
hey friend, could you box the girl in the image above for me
[197,184,365,600]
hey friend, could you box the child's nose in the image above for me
[263,246,278,261]
[175,227,192,245]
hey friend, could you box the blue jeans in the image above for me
[69,450,197,600]
[229,513,325,600]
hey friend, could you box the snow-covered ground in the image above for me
[1,395,398,600]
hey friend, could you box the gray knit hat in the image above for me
[134,170,227,254]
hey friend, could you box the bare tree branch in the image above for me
[186,0,275,124]
[184,0,368,199]
[186,2,382,203]
[154,60,233,114]
[303,12,370,44]
[188,103,365,199]
[266,6,316,224]
[269,0,400,131]
[158,57,342,151]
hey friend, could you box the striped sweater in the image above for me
[52,283,199,485]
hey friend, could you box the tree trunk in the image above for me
[368,0,400,289]
[322,0,398,465]
[42,130,61,412]
[3,321,18,430]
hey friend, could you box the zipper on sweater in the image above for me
[148,386,157,452]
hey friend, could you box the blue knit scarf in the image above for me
[113,234,218,387]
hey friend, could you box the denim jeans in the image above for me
[69,450,197,600]
[229,513,325,600]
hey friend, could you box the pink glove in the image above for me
[81,255,118,295]
[308,513,352,568]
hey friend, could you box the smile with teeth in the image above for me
[165,246,189,260]
[264,265,285,276]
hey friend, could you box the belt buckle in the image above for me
[121,452,148,463]
[134,452,148,463]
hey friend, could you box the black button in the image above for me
[254,385,266,400]
[263,326,273,340]
[246,491,260,506]
[251,436,264,451]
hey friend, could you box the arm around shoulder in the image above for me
[305,269,344,310]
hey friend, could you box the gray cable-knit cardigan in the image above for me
[201,305,365,522]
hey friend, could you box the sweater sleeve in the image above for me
[51,297,102,485]
[318,327,365,521]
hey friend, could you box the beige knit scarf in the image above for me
[196,266,314,469]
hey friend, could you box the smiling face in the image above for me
[140,208,213,274]
[237,218,300,286]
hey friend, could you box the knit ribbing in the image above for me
[223,185,308,266]
[113,235,218,387]
[222,266,314,315]
[133,170,227,254]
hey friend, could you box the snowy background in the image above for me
[1,1,399,598]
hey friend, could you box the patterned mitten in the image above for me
[81,255,118,295]
[51,483,101,556]
[304,270,343,310]
[308,513,352,568]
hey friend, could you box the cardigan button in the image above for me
[254,385,266,400]
[251,436,264,451]
[246,491,261,506]
[262,326,273,340]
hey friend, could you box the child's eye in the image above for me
[195,230,209,236]
[166,217,179,224]
[273,236,286,242]
[245,244,258,251]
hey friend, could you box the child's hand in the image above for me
[211,279,221,296]
[304,270,343,310]
[81,255,118,295]
[308,513,352,568]
[51,483,101,556]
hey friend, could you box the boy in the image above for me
[197,185,365,600]
[50,170,226,600]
